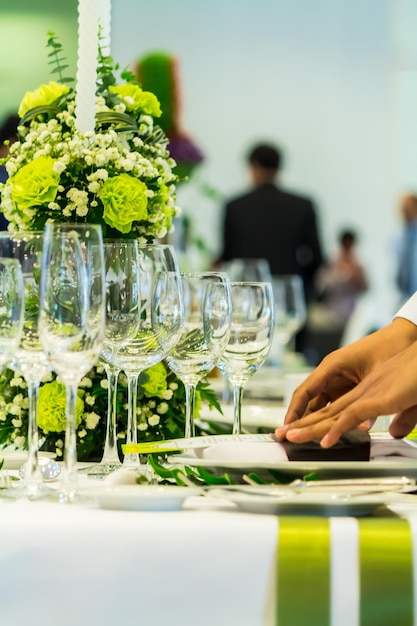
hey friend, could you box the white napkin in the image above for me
[195,441,289,463]
[370,433,417,460]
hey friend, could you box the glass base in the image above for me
[0,479,55,501]
[78,462,123,478]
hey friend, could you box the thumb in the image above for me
[389,407,417,438]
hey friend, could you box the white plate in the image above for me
[168,452,417,480]
[0,449,56,470]
[209,488,393,516]
[199,404,286,429]
[93,485,201,511]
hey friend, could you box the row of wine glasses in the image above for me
[0,226,278,498]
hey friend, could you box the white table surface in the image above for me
[0,494,277,626]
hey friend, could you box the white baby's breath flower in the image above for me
[162,389,173,400]
[10,376,25,388]
[148,414,160,426]
[14,436,26,448]
[156,402,168,415]
[100,379,108,390]
[85,412,101,430]
[53,161,66,175]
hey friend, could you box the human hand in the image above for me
[276,339,417,447]
[275,317,417,445]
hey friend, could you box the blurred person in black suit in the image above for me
[217,143,323,303]
[0,113,20,231]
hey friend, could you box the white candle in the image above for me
[75,0,112,133]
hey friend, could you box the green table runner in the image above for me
[275,517,414,626]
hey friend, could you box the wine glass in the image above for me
[217,282,274,434]
[221,258,272,283]
[0,232,52,496]
[39,223,105,501]
[270,274,307,368]
[112,244,184,470]
[82,239,141,477]
[0,257,24,369]
[166,272,232,437]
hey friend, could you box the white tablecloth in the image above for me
[0,497,277,626]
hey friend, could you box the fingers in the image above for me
[277,394,383,447]
[389,407,417,438]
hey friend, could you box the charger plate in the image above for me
[167,453,417,482]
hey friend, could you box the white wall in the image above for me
[112,0,417,329]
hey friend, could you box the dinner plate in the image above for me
[208,488,393,517]
[199,404,286,429]
[167,452,417,481]
[0,449,56,470]
[93,485,201,512]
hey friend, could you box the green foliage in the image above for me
[46,31,74,85]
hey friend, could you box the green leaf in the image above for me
[20,105,62,125]
[194,466,232,485]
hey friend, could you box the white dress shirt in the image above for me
[394,291,417,325]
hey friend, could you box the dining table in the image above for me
[2,363,417,626]
[1,467,417,626]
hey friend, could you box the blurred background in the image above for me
[1,0,417,339]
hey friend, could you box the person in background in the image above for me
[316,228,368,328]
[396,193,417,304]
[217,143,323,303]
[0,113,19,231]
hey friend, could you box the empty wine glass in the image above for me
[0,257,24,369]
[217,282,274,434]
[166,272,231,437]
[0,232,52,496]
[82,239,141,477]
[39,223,105,501]
[112,244,184,470]
[221,258,272,282]
[270,274,307,367]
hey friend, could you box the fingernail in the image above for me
[275,426,287,438]
[285,428,301,441]
[321,434,330,448]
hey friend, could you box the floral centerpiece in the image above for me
[0,33,219,461]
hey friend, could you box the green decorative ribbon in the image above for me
[359,518,413,626]
[276,517,414,626]
[277,517,331,626]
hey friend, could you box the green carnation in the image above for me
[109,84,162,117]
[137,91,162,117]
[141,362,168,398]
[38,380,84,432]
[10,156,60,212]
[18,81,70,117]
[100,173,149,234]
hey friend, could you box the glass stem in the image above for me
[101,364,121,465]
[25,378,41,485]
[63,382,79,490]
[184,383,197,438]
[123,372,140,467]
[232,384,244,435]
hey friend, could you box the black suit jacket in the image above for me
[219,183,323,300]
